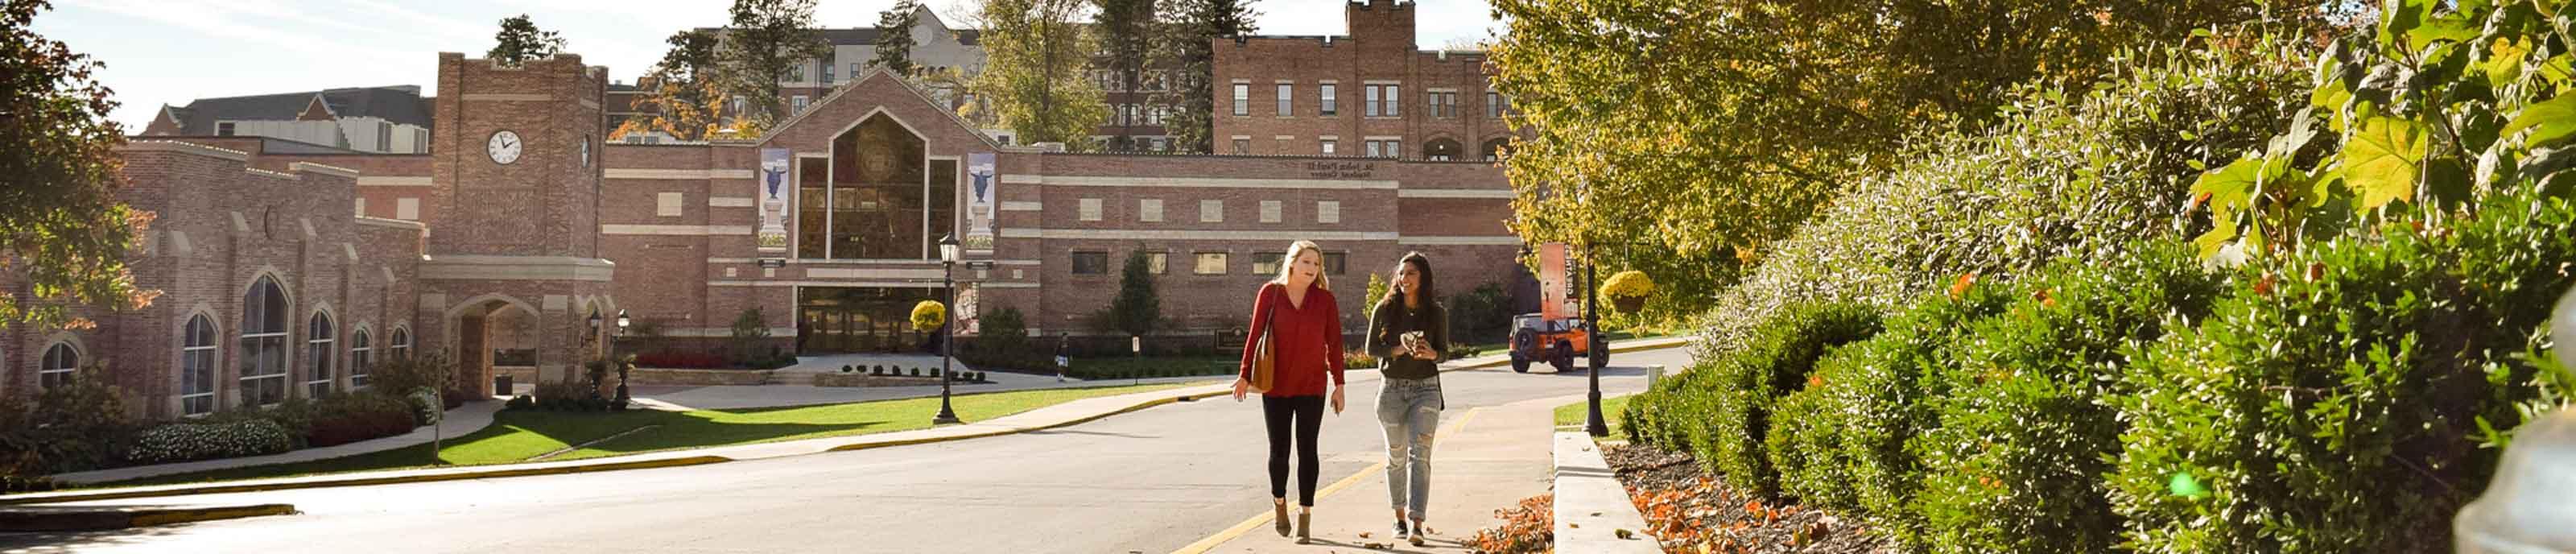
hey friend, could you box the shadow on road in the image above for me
[0,521,193,552]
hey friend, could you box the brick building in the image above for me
[2,8,1521,420]
[1213,0,1517,160]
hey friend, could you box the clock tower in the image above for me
[420,52,617,396]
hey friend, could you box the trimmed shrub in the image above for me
[1765,279,2014,533]
[303,393,420,448]
[0,366,138,473]
[126,420,294,465]
[1905,242,2221,554]
[1629,301,1880,498]
[2109,188,2576,553]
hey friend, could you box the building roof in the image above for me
[164,85,432,134]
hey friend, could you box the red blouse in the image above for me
[1237,282,1347,397]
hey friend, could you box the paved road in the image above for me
[0,348,1691,554]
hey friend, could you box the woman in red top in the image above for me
[1232,239,1346,544]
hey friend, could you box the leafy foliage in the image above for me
[1627,302,1880,498]
[1093,0,1156,150]
[979,306,1028,353]
[126,420,292,465]
[729,307,774,364]
[1687,34,2310,357]
[974,0,1108,148]
[0,0,156,331]
[1488,0,2327,320]
[0,366,135,473]
[1445,282,1515,345]
[720,0,831,126]
[486,14,566,66]
[869,0,922,76]
[1147,0,1258,153]
[613,30,732,142]
[1106,249,1162,338]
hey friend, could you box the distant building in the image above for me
[1212,0,1521,160]
[140,85,434,155]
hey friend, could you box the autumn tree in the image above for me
[1487,0,2328,320]
[487,14,566,66]
[1095,0,1155,150]
[975,0,1108,149]
[720,0,831,130]
[613,30,729,142]
[1150,0,1257,153]
[870,0,922,76]
[1,0,157,331]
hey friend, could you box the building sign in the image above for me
[1539,242,1570,320]
[956,283,981,335]
[964,152,997,253]
[1305,160,1376,179]
[758,147,791,253]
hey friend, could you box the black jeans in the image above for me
[1263,395,1326,506]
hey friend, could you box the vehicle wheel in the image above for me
[1589,345,1609,370]
[1550,340,1575,373]
[1510,353,1530,374]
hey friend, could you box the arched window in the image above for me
[306,312,335,398]
[390,327,411,359]
[182,316,218,415]
[1424,138,1462,162]
[350,329,373,390]
[241,276,290,406]
[1481,138,1512,161]
[39,342,79,389]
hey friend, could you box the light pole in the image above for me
[1583,246,1608,437]
[935,235,964,424]
[613,309,631,406]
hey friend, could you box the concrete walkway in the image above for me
[630,368,1215,411]
[48,402,504,486]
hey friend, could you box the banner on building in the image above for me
[757,147,792,253]
[957,283,981,335]
[964,152,997,253]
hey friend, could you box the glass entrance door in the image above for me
[796,286,945,354]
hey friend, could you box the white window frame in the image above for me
[1320,84,1337,116]
[38,342,78,390]
[1194,251,1229,275]
[1232,84,1249,116]
[1321,139,1337,155]
[182,316,218,416]
[306,312,335,399]
[349,328,373,390]
[390,327,412,358]
[242,277,291,407]
[1277,83,1293,116]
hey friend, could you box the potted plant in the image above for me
[1601,270,1655,314]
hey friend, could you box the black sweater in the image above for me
[1364,298,1449,380]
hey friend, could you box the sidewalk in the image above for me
[1180,393,1573,553]
[7,337,1696,506]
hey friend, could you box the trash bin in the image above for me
[495,374,514,397]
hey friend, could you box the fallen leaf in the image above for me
[1616,528,1637,540]
[1359,531,1370,539]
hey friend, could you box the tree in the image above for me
[1364,272,1389,308]
[1105,250,1162,340]
[975,0,1109,149]
[728,307,772,364]
[1150,0,1258,153]
[487,14,567,66]
[613,30,730,142]
[1094,0,1156,151]
[0,0,156,332]
[869,0,922,76]
[1486,0,2330,320]
[720,0,832,130]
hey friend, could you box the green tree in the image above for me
[1364,272,1389,307]
[0,0,156,332]
[613,30,729,142]
[1150,0,1258,153]
[1106,250,1162,340]
[720,0,831,129]
[869,0,922,76]
[1094,0,1156,150]
[1486,0,2330,318]
[976,0,1109,149]
[728,307,772,364]
[487,14,567,66]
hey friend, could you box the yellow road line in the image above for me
[1169,407,1484,554]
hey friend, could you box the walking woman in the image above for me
[1232,240,1348,544]
[1367,252,1447,547]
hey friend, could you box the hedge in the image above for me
[126,419,295,465]
[1628,301,1879,498]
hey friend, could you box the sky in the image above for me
[31,0,1504,132]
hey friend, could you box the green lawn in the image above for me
[104,382,1198,488]
[1554,394,1636,436]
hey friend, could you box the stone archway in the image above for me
[446,295,542,399]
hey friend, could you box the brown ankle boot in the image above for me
[1294,511,1311,544]
[1273,500,1290,537]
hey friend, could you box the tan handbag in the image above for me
[1249,285,1278,393]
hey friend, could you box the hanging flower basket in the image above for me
[1610,294,1648,313]
[1600,271,1656,314]
[910,300,947,332]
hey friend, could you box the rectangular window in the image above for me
[1260,201,1282,223]
[1140,199,1163,222]
[821,63,834,85]
[1321,139,1336,155]
[1252,252,1284,275]
[1232,138,1250,155]
[1389,140,1402,159]
[1317,201,1341,224]
[217,122,236,136]
[1385,85,1401,116]
[1146,251,1168,275]
[852,63,865,78]
[1079,198,1103,221]
[1488,91,1505,118]
[792,95,809,114]
[1232,84,1249,116]
[1365,141,1382,158]
[1201,199,1224,222]
[1194,252,1229,275]
[1323,251,1348,275]
[796,157,828,258]
[788,64,804,82]
[378,122,391,151]
[1277,83,1292,116]
[1365,85,1381,117]
[1071,250,1109,275]
[1321,84,1337,116]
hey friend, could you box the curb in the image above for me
[0,502,297,531]
[2,337,1696,505]
[1553,432,1663,552]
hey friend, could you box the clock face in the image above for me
[486,130,522,165]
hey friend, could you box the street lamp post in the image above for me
[935,235,964,425]
[613,309,631,406]
[1583,246,1610,437]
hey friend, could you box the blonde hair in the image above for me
[1268,240,1331,291]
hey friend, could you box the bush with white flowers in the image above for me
[126,419,294,465]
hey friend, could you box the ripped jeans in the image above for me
[1377,374,1444,519]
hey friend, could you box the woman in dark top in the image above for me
[1232,240,1347,544]
[1366,252,1447,546]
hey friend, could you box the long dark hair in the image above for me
[1379,252,1437,311]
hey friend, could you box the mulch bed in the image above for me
[1602,442,1894,554]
